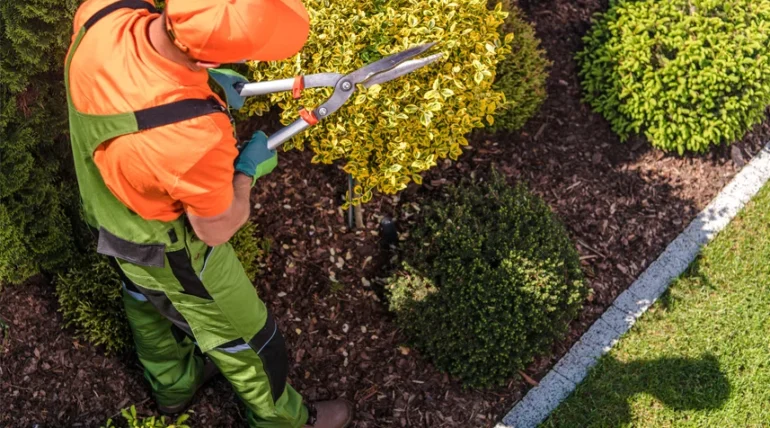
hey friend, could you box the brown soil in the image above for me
[2,0,769,426]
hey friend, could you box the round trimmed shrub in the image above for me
[492,2,550,132]
[387,171,587,387]
[578,0,770,154]
[247,0,513,203]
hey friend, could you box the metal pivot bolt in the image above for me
[341,81,352,91]
[318,107,328,116]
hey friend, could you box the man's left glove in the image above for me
[235,131,277,186]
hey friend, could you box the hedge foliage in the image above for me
[578,0,770,154]
[387,171,587,387]
[228,221,272,281]
[491,1,550,132]
[247,0,513,203]
[56,252,130,353]
[0,0,80,284]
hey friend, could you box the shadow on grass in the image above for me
[550,353,730,426]
[657,257,718,312]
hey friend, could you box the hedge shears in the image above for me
[209,42,443,150]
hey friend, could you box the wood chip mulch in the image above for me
[2,0,769,426]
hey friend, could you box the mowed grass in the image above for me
[544,183,770,427]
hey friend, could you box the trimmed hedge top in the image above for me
[578,0,770,154]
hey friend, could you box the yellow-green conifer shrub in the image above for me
[56,253,130,354]
[228,221,271,281]
[247,0,512,203]
[579,0,770,154]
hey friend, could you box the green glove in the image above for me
[235,131,277,186]
[207,68,248,110]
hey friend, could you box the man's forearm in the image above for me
[231,172,253,228]
[187,173,253,246]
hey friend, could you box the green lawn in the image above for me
[544,183,770,427]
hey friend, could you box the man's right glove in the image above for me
[235,131,278,186]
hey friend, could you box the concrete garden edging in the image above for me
[497,143,770,428]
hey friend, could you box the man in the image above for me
[65,0,352,426]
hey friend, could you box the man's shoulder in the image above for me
[116,110,237,176]
[73,0,156,33]
[69,4,163,115]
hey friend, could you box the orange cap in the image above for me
[165,0,310,64]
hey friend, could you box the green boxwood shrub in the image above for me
[578,0,770,154]
[387,171,587,387]
[492,1,550,131]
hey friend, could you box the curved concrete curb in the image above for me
[497,143,770,428]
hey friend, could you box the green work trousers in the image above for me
[115,233,307,427]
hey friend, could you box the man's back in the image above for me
[68,0,237,222]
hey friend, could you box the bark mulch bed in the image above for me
[2,0,770,426]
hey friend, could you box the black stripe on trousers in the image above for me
[167,249,213,300]
[129,282,197,340]
[106,256,196,340]
[203,314,289,404]
[248,314,288,404]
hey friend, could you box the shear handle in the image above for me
[267,118,311,150]
[237,73,343,97]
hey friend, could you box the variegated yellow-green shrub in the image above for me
[247,0,512,203]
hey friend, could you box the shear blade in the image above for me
[350,42,438,83]
[363,53,443,88]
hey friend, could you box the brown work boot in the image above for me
[158,359,220,415]
[304,399,353,428]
